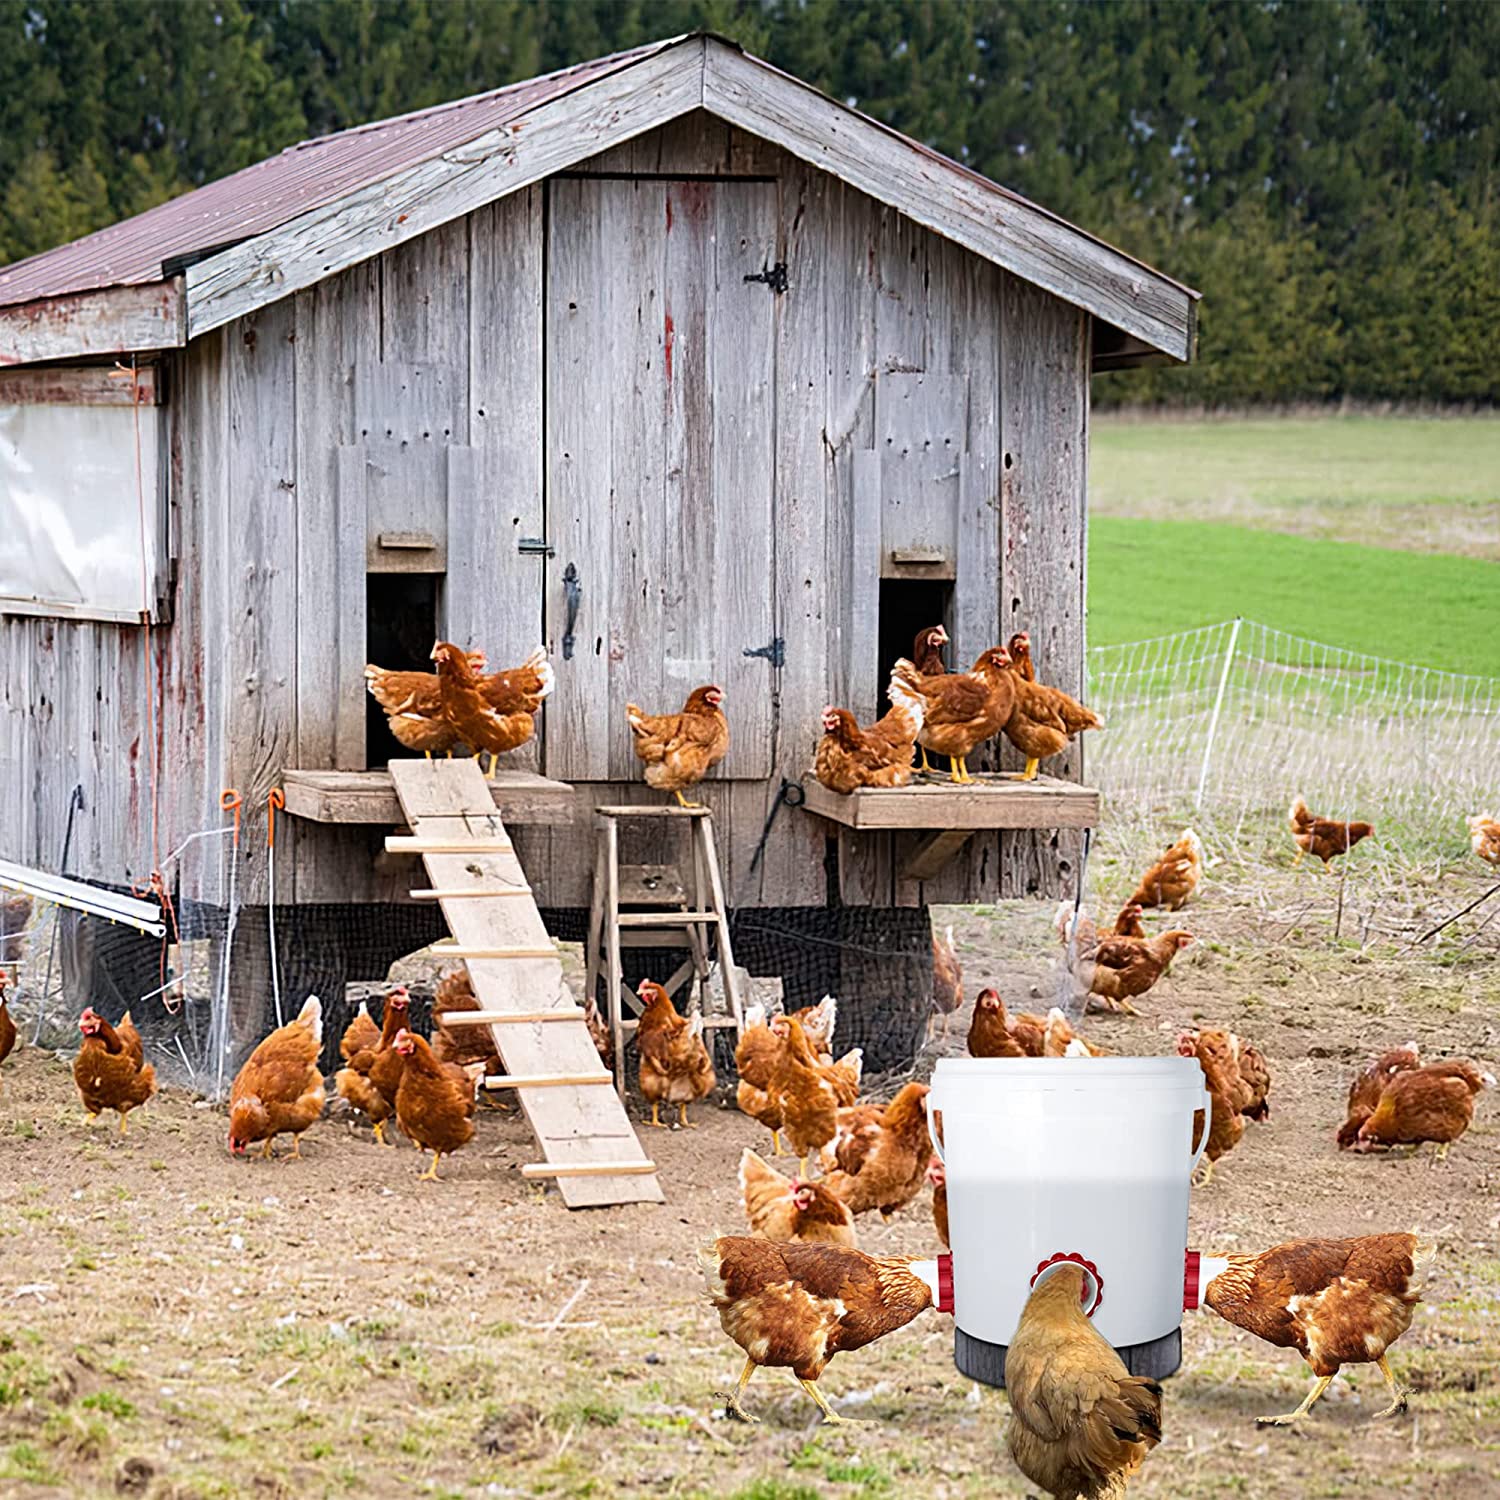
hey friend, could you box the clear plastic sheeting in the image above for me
[0,402,162,621]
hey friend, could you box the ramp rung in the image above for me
[595,805,710,818]
[410,887,531,899]
[443,1009,585,1026]
[430,942,559,959]
[521,1160,658,1179]
[385,836,514,854]
[617,1015,738,1031]
[616,911,718,927]
[483,1072,615,1089]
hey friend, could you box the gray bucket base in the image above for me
[955,1325,1182,1390]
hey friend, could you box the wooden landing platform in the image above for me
[386,759,662,1210]
[281,768,577,826]
[800,773,1100,831]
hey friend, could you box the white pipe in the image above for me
[0,859,166,937]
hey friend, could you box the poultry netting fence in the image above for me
[1085,618,1500,879]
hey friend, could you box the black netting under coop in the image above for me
[19,886,939,1098]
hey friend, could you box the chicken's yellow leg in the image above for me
[1258,1371,1334,1427]
[673,789,705,810]
[722,1356,759,1423]
[260,1137,275,1159]
[372,1119,394,1148]
[771,1129,784,1157]
[648,1101,665,1128]
[1292,847,1305,868]
[948,757,969,785]
[84,1111,100,1128]
[677,1101,696,1129]
[795,1375,863,1425]
[117,1110,130,1136]
[797,1154,809,1178]
[487,753,500,782]
[288,1133,305,1160]
[1020,757,1040,782]
[1370,1355,1409,1419]
[1192,1157,1215,1189]
[918,746,934,775]
[1433,1140,1451,1163]
[418,1150,443,1182]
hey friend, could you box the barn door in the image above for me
[543,177,777,782]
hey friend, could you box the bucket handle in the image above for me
[1187,1078,1213,1177]
[928,1095,945,1166]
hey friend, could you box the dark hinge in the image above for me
[517,537,555,557]
[743,262,789,295]
[743,637,786,668]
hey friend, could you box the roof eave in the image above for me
[0,280,185,367]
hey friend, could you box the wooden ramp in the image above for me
[387,759,663,1209]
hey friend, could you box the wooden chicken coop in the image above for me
[0,34,1197,1046]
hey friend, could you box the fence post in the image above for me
[1195,617,1243,810]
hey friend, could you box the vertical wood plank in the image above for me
[333,448,369,768]
[847,449,882,726]
[745,155,832,907]
[710,179,777,779]
[294,262,379,786]
[544,177,614,782]
[225,300,299,903]
[998,274,1090,897]
[466,188,546,772]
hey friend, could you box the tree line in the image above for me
[2,0,1496,406]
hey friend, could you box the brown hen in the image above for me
[1289,797,1375,870]
[700,1236,941,1424]
[739,1148,856,1247]
[893,648,1016,784]
[74,1007,156,1133]
[635,980,715,1128]
[1355,1060,1493,1159]
[1200,1233,1435,1424]
[1005,1263,1162,1497]
[228,996,326,1159]
[392,1029,477,1180]
[823,1082,931,1218]
[626,686,729,808]
[1336,1042,1422,1149]
[1128,830,1203,911]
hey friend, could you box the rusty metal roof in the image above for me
[0,38,676,309]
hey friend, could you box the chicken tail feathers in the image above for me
[1289,796,1312,829]
[1104,1375,1164,1448]
[885,673,927,730]
[524,648,556,699]
[295,994,323,1044]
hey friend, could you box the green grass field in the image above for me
[1088,414,1500,674]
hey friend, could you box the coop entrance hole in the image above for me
[365,573,441,767]
[877,578,954,706]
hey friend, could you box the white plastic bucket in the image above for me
[929,1055,1210,1350]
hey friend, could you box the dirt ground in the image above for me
[1,863,1498,1500]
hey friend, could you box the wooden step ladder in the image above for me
[386,760,663,1208]
[584,805,746,1095]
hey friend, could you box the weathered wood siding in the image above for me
[0,111,1091,913]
